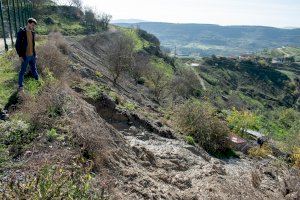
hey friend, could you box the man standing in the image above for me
[15,18,39,92]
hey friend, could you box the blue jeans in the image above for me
[18,55,39,87]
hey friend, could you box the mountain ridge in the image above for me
[115,22,300,56]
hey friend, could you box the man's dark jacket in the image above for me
[15,27,36,58]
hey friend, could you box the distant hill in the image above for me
[111,19,149,24]
[115,22,300,56]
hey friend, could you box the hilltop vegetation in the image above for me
[33,0,111,35]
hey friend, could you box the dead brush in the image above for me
[248,144,273,158]
[251,170,261,188]
[36,41,69,79]
[20,82,68,131]
[291,147,300,169]
[48,32,70,55]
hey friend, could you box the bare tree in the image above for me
[130,53,151,84]
[68,0,82,9]
[103,33,135,84]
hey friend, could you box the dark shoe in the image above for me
[18,86,24,92]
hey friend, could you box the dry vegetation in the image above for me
[248,144,273,158]
[36,39,69,78]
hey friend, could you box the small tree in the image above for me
[103,33,135,84]
[130,53,151,84]
[97,13,112,31]
[84,8,97,33]
[146,67,170,104]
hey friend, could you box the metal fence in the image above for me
[0,0,33,52]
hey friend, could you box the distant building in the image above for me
[238,54,253,60]
[272,58,283,64]
[245,129,263,139]
[190,63,200,67]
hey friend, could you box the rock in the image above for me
[80,67,94,78]
[136,132,150,141]
[129,126,139,135]
[212,164,227,175]
[171,174,192,190]
[0,110,9,120]
[155,121,163,127]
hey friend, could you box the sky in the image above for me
[78,0,300,28]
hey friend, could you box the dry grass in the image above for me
[19,81,68,132]
[48,32,70,55]
[291,147,300,169]
[36,41,69,78]
[251,170,261,188]
[248,144,273,158]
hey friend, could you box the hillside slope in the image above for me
[0,28,299,199]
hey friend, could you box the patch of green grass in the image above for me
[0,50,18,108]
[46,128,58,142]
[185,135,196,146]
[108,91,119,101]
[118,101,137,111]
[0,119,36,159]
[82,83,107,100]
[95,71,103,78]
[46,128,64,142]
[24,78,45,96]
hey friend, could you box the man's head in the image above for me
[27,18,37,31]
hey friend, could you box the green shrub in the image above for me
[47,128,58,142]
[0,119,36,158]
[118,101,137,111]
[82,83,107,100]
[175,99,230,154]
[185,136,196,146]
